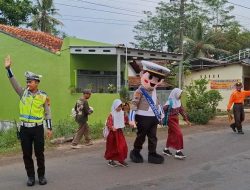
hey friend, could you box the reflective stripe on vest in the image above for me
[19,91,47,123]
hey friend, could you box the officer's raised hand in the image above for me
[4,55,12,69]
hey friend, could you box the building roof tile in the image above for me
[0,24,63,53]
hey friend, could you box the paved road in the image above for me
[1,126,250,190]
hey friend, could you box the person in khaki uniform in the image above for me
[4,55,52,186]
[71,89,93,149]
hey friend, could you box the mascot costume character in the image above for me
[129,60,170,164]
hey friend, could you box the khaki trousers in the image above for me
[72,123,91,145]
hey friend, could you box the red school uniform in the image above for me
[104,113,129,162]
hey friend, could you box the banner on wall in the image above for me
[210,79,241,90]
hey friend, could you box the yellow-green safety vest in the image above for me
[19,91,47,123]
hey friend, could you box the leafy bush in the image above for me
[204,90,223,114]
[107,84,116,93]
[52,118,78,138]
[185,79,223,124]
[119,86,130,102]
[0,118,106,154]
[98,87,105,93]
[188,108,213,124]
[53,118,105,140]
[89,121,105,139]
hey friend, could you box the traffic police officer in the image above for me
[4,55,52,186]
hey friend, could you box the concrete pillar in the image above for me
[117,54,121,92]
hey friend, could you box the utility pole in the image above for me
[125,45,128,88]
[178,0,185,89]
[170,0,185,88]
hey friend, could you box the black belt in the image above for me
[234,103,243,105]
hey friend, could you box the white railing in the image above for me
[219,49,250,63]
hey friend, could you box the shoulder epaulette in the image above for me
[38,90,47,96]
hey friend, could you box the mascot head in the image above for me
[140,61,170,91]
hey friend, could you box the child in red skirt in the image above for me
[163,88,191,159]
[104,99,129,167]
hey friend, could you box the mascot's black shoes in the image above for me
[27,177,35,186]
[130,149,144,163]
[148,152,164,164]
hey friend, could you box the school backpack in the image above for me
[71,103,78,118]
[162,99,173,126]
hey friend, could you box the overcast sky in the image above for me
[53,0,250,45]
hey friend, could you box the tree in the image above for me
[183,21,230,59]
[0,0,34,26]
[205,24,250,55]
[133,11,163,51]
[238,31,250,51]
[133,0,240,53]
[133,1,202,51]
[202,0,237,30]
[29,0,62,35]
[133,1,209,51]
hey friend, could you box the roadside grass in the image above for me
[0,118,107,155]
[0,128,21,154]
[52,118,105,140]
[52,118,78,138]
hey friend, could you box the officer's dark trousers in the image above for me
[20,125,45,178]
[134,115,159,153]
[233,103,245,132]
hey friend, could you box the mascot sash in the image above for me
[140,88,161,122]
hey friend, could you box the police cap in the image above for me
[141,60,170,77]
[25,71,42,82]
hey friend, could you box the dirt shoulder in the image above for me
[1,113,249,166]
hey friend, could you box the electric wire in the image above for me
[60,14,139,23]
[227,1,250,10]
[70,0,143,14]
[59,18,135,26]
[54,2,144,17]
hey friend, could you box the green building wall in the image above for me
[0,34,120,124]
[0,32,72,123]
